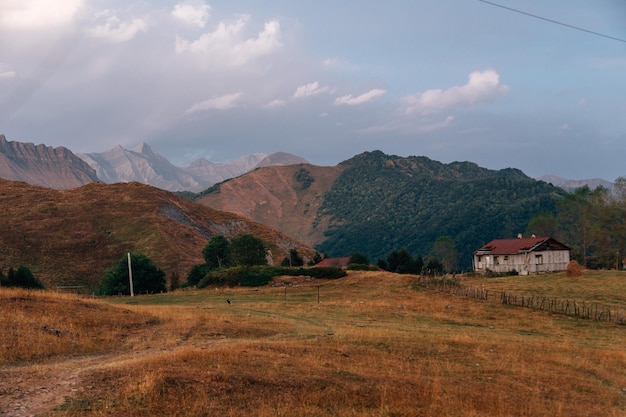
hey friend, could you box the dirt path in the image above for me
[0,340,237,417]
[0,355,107,417]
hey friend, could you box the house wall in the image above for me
[474,250,570,275]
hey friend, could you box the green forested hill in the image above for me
[316,151,567,267]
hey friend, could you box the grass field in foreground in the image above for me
[1,270,625,416]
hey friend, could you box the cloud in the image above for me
[185,92,244,113]
[175,16,282,66]
[172,0,211,28]
[84,11,147,43]
[402,69,509,114]
[0,0,84,30]
[292,81,330,99]
[0,71,17,79]
[264,99,286,108]
[334,88,386,106]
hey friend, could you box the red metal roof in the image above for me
[314,257,351,268]
[474,237,569,255]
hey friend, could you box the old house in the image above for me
[473,236,570,275]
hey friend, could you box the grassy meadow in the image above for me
[1,270,625,416]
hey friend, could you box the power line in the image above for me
[478,0,626,44]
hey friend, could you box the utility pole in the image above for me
[127,252,134,297]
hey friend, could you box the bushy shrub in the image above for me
[346,263,378,271]
[197,265,347,288]
[0,266,45,289]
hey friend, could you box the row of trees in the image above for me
[527,181,626,269]
[187,234,268,286]
[97,233,338,295]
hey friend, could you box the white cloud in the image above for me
[334,88,386,106]
[0,71,17,79]
[292,81,330,99]
[84,12,147,43]
[185,92,244,113]
[172,1,211,28]
[264,99,286,108]
[175,17,282,66]
[402,69,509,115]
[0,0,84,30]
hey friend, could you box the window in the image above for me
[535,254,543,265]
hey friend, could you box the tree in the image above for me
[1,266,45,289]
[186,264,208,287]
[230,234,267,267]
[430,237,458,273]
[525,212,559,238]
[557,186,609,268]
[349,252,369,265]
[308,252,323,266]
[386,248,420,274]
[281,248,304,267]
[203,235,231,270]
[98,253,166,296]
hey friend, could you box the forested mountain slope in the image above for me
[197,151,566,267]
[317,151,566,266]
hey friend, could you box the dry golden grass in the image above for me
[468,269,626,308]
[1,271,625,417]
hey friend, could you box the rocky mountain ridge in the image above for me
[0,134,309,191]
[0,135,98,189]
[78,143,309,192]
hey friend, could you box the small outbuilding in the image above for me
[314,257,351,269]
[473,235,570,275]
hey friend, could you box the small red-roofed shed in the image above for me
[473,235,570,275]
[314,257,351,269]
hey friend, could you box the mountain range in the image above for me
[0,134,614,281]
[0,135,308,191]
[195,151,567,267]
[0,134,611,193]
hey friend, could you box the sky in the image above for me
[1,0,625,180]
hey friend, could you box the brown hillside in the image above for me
[198,164,343,247]
[0,179,315,289]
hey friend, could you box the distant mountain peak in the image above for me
[256,152,309,167]
[538,175,613,192]
[0,134,98,189]
[76,144,307,192]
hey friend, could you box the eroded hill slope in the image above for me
[0,179,314,289]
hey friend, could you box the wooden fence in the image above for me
[416,274,626,325]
